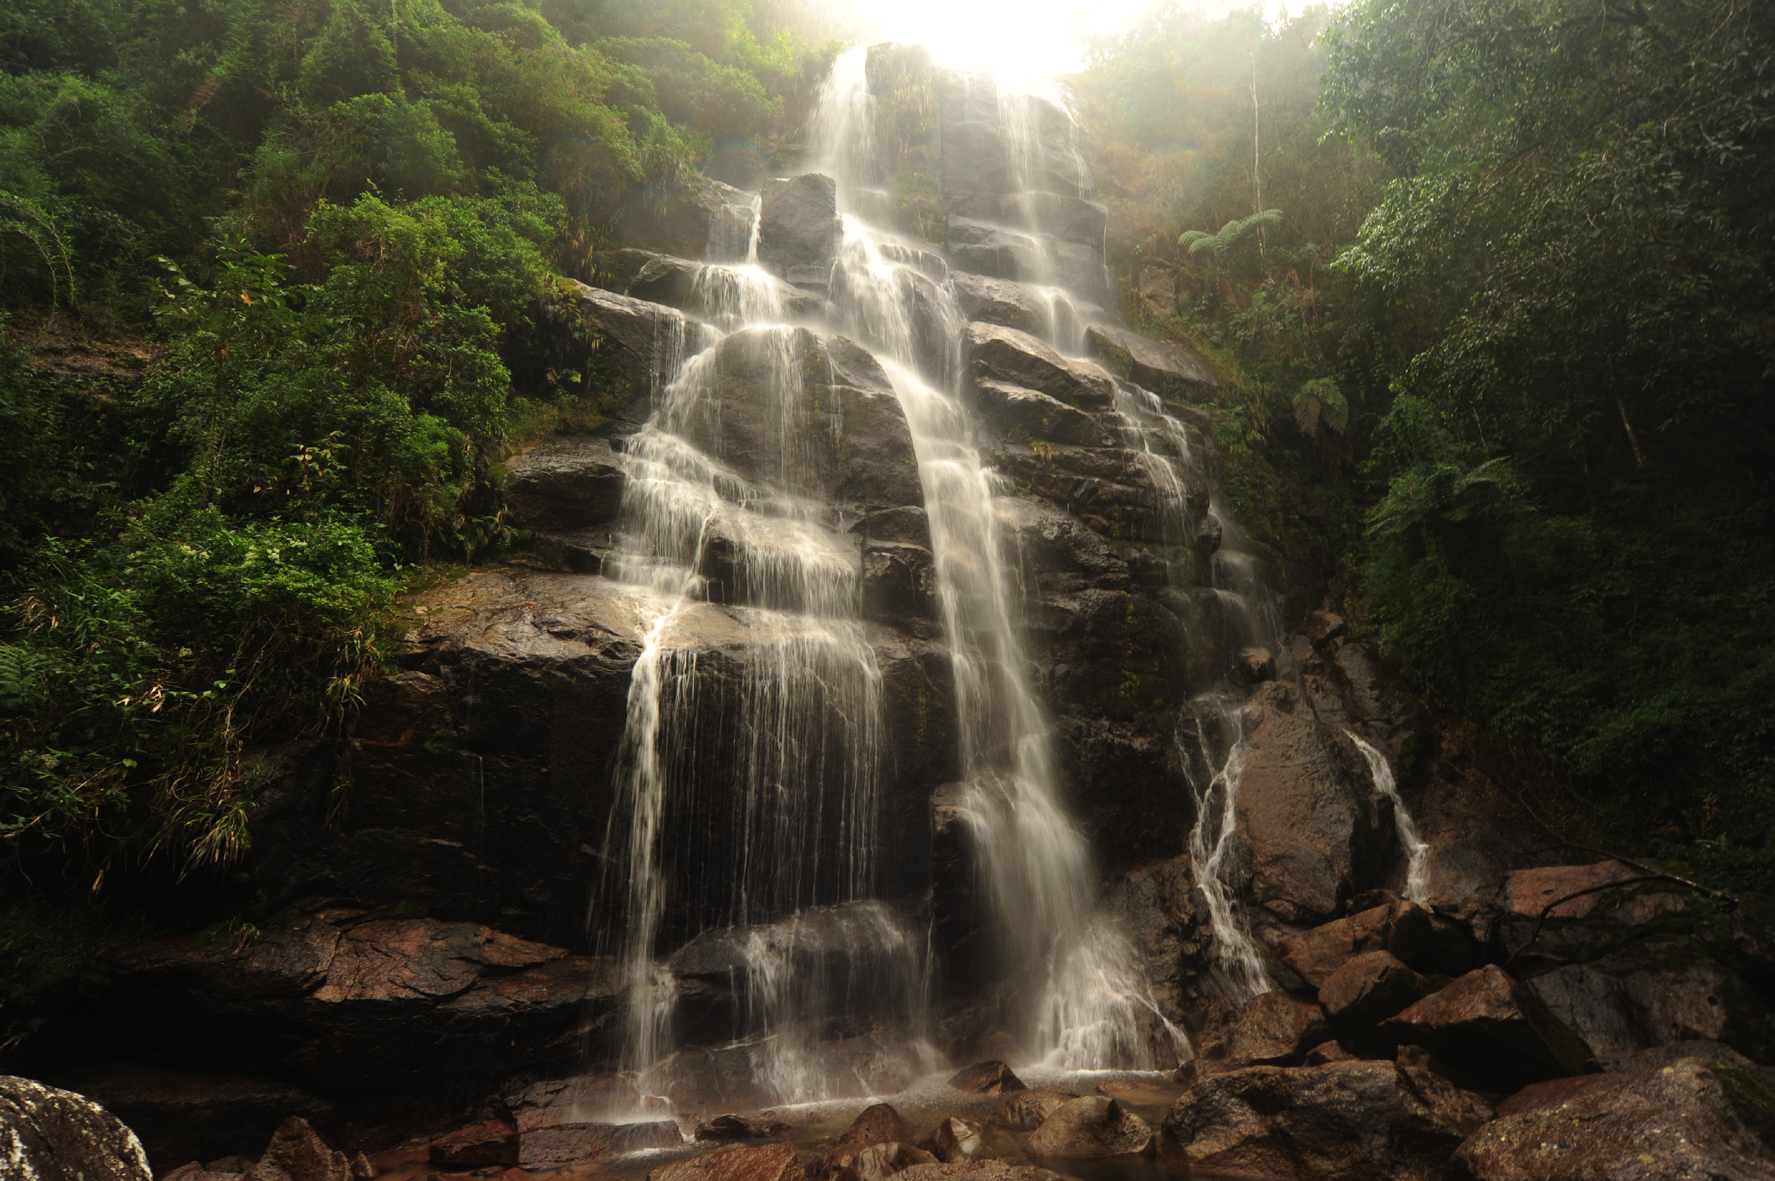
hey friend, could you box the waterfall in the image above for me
[1183,702,1272,1001]
[1346,730,1432,905]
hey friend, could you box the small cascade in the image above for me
[1346,730,1432,904]
[1183,701,1273,1001]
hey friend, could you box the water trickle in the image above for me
[1346,730,1432,904]
[1183,701,1273,1002]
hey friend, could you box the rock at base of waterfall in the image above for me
[966,322,1114,409]
[1082,324,1219,398]
[1005,192,1110,247]
[950,273,1049,336]
[1280,897,1437,988]
[1234,681,1393,924]
[1024,1097,1151,1159]
[1450,1058,1775,1181]
[987,1089,1078,1131]
[520,1120,682,1170]
[430,1118,519,1166]
[1381,965,1598,1092]
[0,1075,153,1181]
[926,1117,994,1163]
[504,435,625,534]
[649,1142,801,1181]
[947,1061,1027,1096]
[971,379,1101,446]
[696,1115,793,1142]
[1223,992,1332,1067]
[1321,950,1427,1035]
[1160,1061,1493,1181]
[838,1104,921,1149]
[242,1117,352,1181]
[758,174,840,279]
[1237,647,1274,683]
[833,1142,937,1181]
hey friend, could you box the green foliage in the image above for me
[1179,208,1282,263]
[1291,376,1347,438]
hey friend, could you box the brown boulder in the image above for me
[429,1119,517,1167]
[927,1118,992,1164]
[838,1103,920,1147]
[987,1088,1077,1130]
[1024,1097,1151,1158]
[1303,1040,1355,1065]
[244,1117,350,1181]
[1321,950,1426,1033]
[1382,965,1597,1092]
[1449,1058,1775,1180]
[835,1142,936,1181]
[1223,992,1332,1067]
[0,1077,152,1181]
[1501,862,1644,919]
[1279,898,1436,987]
[649,1143,801,1181]
[1161,1061,1493,1181]
[947,1062,1026,1096]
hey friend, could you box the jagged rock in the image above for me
[838,1104,921,1149]
[429,1119,517,1166]
[835,1143,936,1181]
[1234,681,1392,924]
[1082,325,1218,397]
[1279,897,1436,988]
[568,282,711,437]
[1160,1061,1493,1181]
[970,380,1100,446]
[348,1153,373,1181]
[1321,950,1426,1034]
[949,273,1048,336]
[1382,965,1598,1092]
[0,1076,152,1181]
[503,435,625,540]
[696,1115,792,1142]
[948,1061,1026,1095]
[945,218,1043,281]
[243,1117,350,1181]
[1024,1097,1150,1158]
[759,174,840,282]
[627,254,823,322]
[649,1143,800,1181]
[1223,992,1332,1067]
[966,323,1114,409]
[597,246,666,292]
[987,1089,1077,1131]
[521,1121,681,1170]
[59,1064,331,1175]
[1449,1058,1775,1180]
[809,1106,925,1181]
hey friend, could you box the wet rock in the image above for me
[0,1076,151,1181]
[1008,193,1109,247]
[966,323,1114,409]
[1601,1038,1753,1070]
[569,282,710,437]
[429,1119,518,1167]
[835,1142,936,1181]
[838,1104,921,1149]
[1279,897,1436,988]
[519,1121,681,1170]
[1192,513,1222,555]
[970,380,1100,446]
[1223,992,1331,1067]
[1160,1061,1493,1181]
[947,1061,1026,1096]
[809,1107,925,1181]
[611,174,759,261]
[927,1118,990,1163]
[1449,1057,1775,1180]
[58,1064,331,1175]
[1382,965,1597,1092]
[1236,647,1274,682]
[504,435,625,538]
[949,273,1048,336]
[695,1115,792,1142]
[1320,950,1426,1034]
[758,174,840,282]
[944,219,1044,283]
[1024,1097,1151,1158]
[1491,1072,1637,1117]
[243,1117,350,1181]
[1094,1080,1177,1105]
[1501,861,1646,919]
[1082,325,1218,398]
[987,1089,1077,1131]
[649,1142,800,1181]
[627,254,823,322]
[1234,682,1392,924]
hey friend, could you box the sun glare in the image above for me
[850,0,1154,80]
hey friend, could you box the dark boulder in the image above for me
[521,1121,681,1170]
[696,1115,792,1142]
[430,1119,518,1167]
[1382,965,1598,1092]
[1279,897,1436,988]
[987,1089,1078,1130]
[835,1142,937,1181]
[503,435,625,540]
[611,174,759,261]
[970,380,1100,446]
[1082,325,1218,398]
[1160,1061,1493,1181]
[759,174,840,283]
[1449,1057,1775,1180]
[1023,1097,1151,1158]
[948,1061,1026,1096]
[243,1117,351,1181]
[966,323,1113,409]
[627,254,824,323]
[1222,991,1331,1067]
[1320,950,1426,1035]
[0,1075,152,1181]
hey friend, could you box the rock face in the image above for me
[969,379,1100,446]
[1234,681,1392,923]
[1383,965,1598,1092]
[1083,324,1219,397]
[950,273,1049,336]
[1023,1097,1151,1158]
[503,434,625,569]
[1220,992,1331,1067]
[567,281,711,437]
[759,173,840,286]
[0,1076,152,1181]
[1161,1061,1494,1181]
[1449,1057,1775,1180]
[627,252,824,322]
[966,323,1113,409]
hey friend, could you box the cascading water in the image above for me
[1347,730,1432,904]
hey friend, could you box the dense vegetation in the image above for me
[0,0,843,886]
[1077,0,1775,884]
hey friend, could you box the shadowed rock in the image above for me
[696,1115,792,1142]
[522,1121,681,1170]
[1382,965,1597,1092]
[1223,992,1332,1067]
[1083,324,1219,398]
[1024,1097,1150,1158]
[759,174,840,284]
[987,1088,1077,1131]
[1321,950,1427,1034]
[966,322,1113,409]
[950,273,1048,335]
[430,1119,518,1166]
[970,379,1100,446]
[1280,897,1436,988]
[244,1117,351,1181]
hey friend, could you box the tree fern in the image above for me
[1292,376,1349,438]
[1179,208,1283,260]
